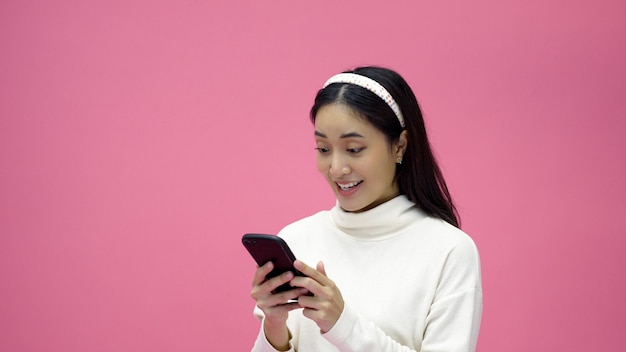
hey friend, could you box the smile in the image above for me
[337,181,363,191]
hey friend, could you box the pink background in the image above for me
[1,1,625,351]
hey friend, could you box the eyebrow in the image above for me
[314,131,364,139]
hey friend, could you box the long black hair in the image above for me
[310,66,460,228]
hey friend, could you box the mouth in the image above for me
[336,180,363,191]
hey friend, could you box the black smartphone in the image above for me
[242,233,307,294]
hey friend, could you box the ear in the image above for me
[394,130,408,160]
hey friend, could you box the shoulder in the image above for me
[409,216,482,283]
[418,217,482,292]
[421,217,479,254]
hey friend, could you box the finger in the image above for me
[251,270,296,302]
[257,287,308,310]
[281,287,310,304]
[294,260,330,284]
[262,271,294,293]
[316,261,326,276]
[263,287,305,305]
[266,301,301,314]
[256,297,300,317]
[252,261,274,286]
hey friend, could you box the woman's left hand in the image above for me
[291,260,345,333]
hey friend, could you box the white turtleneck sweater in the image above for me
[252,196,482,352]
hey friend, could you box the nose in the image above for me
[329,154,350,178]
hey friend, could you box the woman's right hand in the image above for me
[250,261,308,350]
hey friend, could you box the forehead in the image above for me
[314,104,377,138]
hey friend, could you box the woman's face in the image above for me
[314,103,407,212]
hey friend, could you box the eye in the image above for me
[347,148,364,154]
[315,147,330,154]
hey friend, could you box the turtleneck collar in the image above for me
[329,195,426,240]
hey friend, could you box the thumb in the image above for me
[317,261,326,276]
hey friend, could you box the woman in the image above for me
[250,66,482,351]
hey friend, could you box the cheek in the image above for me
[316,155,327,175]
[375,155,398,182]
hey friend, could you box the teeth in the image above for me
[338,181,361,191]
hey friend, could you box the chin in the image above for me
[337,200,369,213]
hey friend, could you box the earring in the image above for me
[396,157,403,165]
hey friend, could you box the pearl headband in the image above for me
[323,72,405,128]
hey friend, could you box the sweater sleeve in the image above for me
[323,234,483,352]
[323,288,481,352]
[420,235,483,352]
[420,288,482,352]
[323,304,422,351]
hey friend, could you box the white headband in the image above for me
[323,72,405,128]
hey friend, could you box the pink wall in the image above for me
[1,1,625,351]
